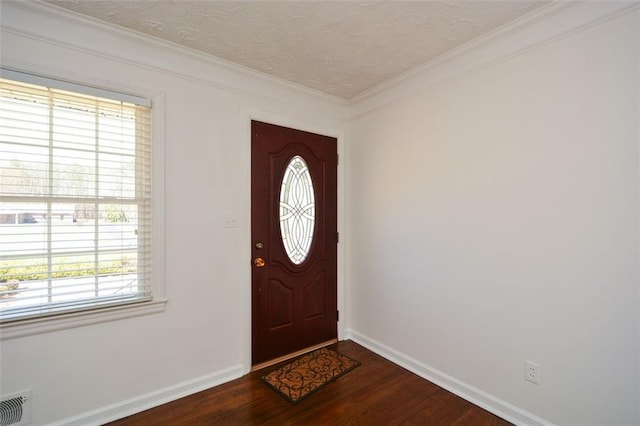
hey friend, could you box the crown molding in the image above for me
[349,0,640,119]
[1,0,348,110]
[2,0,636,120]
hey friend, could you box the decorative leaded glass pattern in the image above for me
[279,156,315,265]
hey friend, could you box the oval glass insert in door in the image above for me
[279,155,315,265]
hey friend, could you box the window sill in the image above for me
[0,299,167,340]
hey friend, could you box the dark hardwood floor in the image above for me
[108,340,511,425]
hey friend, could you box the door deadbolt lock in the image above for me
[255,242,264,249]
[254,257,265,267]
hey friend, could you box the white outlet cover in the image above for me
[525,360,540,384]
[223,217,238,228]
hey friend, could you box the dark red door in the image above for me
[251,121,338,366]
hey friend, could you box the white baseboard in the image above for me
[344,329,551,426]
[50,365,244,426]
[50,331,552,425]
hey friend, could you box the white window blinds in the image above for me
[0,74,152,322]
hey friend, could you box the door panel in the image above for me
[251,121,337,365]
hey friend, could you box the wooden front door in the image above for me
[251,121,338,366]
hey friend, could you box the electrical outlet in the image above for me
[223,216,238,228]
[525,360,540,384]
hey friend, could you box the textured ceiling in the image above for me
[45,0,550,99]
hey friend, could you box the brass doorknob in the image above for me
[254,257,265,267]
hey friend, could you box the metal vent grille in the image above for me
[0,391,30,426]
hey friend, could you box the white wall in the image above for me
[0,3,347,424]
[347,7,639,425]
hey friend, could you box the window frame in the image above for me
[0,69,166,340]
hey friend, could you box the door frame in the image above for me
[240,108,346,374]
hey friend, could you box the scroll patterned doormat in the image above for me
[261,347,360,404]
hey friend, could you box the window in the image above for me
[0,71,156,325]
[279,155,315,265]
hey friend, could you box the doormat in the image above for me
[261,347,360,405]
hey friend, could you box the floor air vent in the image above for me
[0,390,31,426]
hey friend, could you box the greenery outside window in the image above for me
[0,71,154,324]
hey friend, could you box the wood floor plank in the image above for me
[107,340,512,425]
